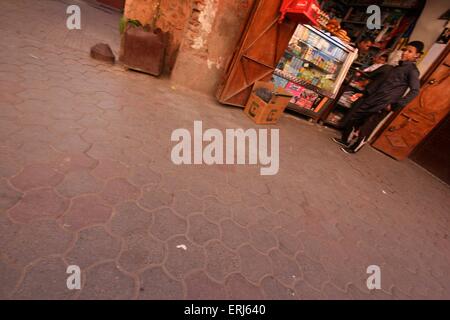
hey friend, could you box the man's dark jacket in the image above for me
[359,60,420,112]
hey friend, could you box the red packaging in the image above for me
[279,0,320,26]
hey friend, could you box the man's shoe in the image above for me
[332,137,349,147]
[340,146,356,154]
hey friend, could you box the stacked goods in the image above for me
[316,9,330,29]
[325,19,351,43]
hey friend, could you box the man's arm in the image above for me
[393,68,420,110]
[364,65,394,96]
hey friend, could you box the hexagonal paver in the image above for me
[10,164,64,191]
[231,204,260,227]
[62,195,113,231]
[187,214,220,245]
[79,261,135,300]
[269,249,302,287]
[110,202,153,239]
[138,267,184,300]
[0,152,22,179]
[322,282,352,300]
[13,257,75,300]
[164,235,205,280]
[172,191,203,217]
[220,219,250,250]
[128,164,161,187]
[139,185,173,211]
[205,240,240,282]
[224,273,264,300]
[149,208,187,241]
[0,178,22,210]
[2,218,73,267]
[0,213,20,247]
[51,134,91,153]
[294,280,324,300]
[273,227,304,257]
[0,260,22,299]
[91,159,129,180]
[238,245,272,284]
[8,188,68,223]
[56,170,103,198]
[100,178,140,205]
[55,153,98,173]
[118,234,165,273]
[261,276,297,300]
[295,252,330,291]
[65,226,121,269]
[203,196,231,222]
[185,271,228,300]
[248,226,278,254]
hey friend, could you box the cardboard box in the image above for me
[244,81,293,125]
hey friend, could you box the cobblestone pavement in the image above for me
[1,0,450,300]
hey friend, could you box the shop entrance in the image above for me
[372,44,450,161]
[411,114,450,185]
[216,0,297,107]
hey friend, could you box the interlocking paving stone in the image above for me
[220,219,250,250]
[100,178,140,205]
[65,226,121,269]
[62,195,113,231]
[1,0,450,299]
[139,185,173,211]
[295,252,330,291]
[13,257,75,300]
[149,208,187,241]
[238,245,272,284]
[294,280,324,300]
[79,262,135,300]
[138,267,184,300]
[224,273,265,300]
[205,240,240,282]
[269,249,302,287]
[0,260,21,299]
[203,196,232,222]
[164,236,205,280]
[110,202,153,239]
[0,179,22,210]
[261,276,297,300]
[185,271,228,300]
[119,234,165,273]
[187,214,220,245]
[56,170,103,198]
[172,191,203,217]
[248,226,278,254]
[2,218,73,267]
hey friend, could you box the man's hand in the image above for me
[385,104,392,112]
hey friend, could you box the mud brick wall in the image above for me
[124,0,254,93]
[124,0,192,73]
[171,0,254,94]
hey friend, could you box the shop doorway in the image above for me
[372,44,450,161]
[216,0,297,107]
[410,114,450,185]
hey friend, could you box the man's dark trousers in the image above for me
[340,103,381,150]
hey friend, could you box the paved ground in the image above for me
[1,0,450,300]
